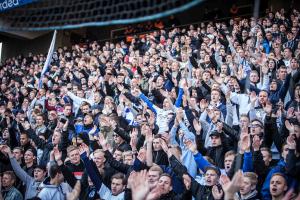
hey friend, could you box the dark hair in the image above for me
[160,173,172,184]
[49,163,61,179]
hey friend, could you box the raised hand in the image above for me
[176,108,184,123]
[63,119,69,131]
[252,135,263,151]
[182,174,191,190]
[79,143,89,156]
[185,140,197,154]
[263,101,272,115]
[21,120,31,130]
[0,145,12,157]
[286,107,295,119]
[239,132,251,153]
[193,119,202,135]
[212,185,224,200]
[199,99,208,112]
[130,135,137,151]
[261,64,269,75]
[287,135,296,150]
[159,138,169,154]
[98,134,108,151]
[285,120,295,134]
[220,170,242,198]
[249,92,257,104]
[216,122,223,133]
[130,170,151,200]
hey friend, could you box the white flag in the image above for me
[39,30,57,88]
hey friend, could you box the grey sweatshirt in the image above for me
[38,177,72,200]
[9,157,43,200]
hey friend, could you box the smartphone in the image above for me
[60,118,67,124]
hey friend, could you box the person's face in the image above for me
[272,24,278,32]
[261,150,272,166]
[113,150,123,161]
[291,59,299,70]
[270,175,287,198]
[64,106,72,116]
[158,176,172,194]
[211,136,221,147]
[270,81,278,91]
[224,154,235,172]
[36,116,44,126]
[204,169,219,186]
[2,174,14,188]
[294,125,300,138]
[279,68,287,80]
[238,50,245,58]
[2,129,9,139]
[153,138,162,151]
[234,82,241,93]
[211,90,220,103]
[148,170,160,189]
[258,91,268,105]
[20,134,29,146]
[214,110,221,120]
[221,65,228,74]
[69,149,80,165]
[240,116,249,129]
[250,121,262,136]
[283,49,291,59]
[81,105,90,114]
[266,33,272,40]
[240,177,255,195]
[91,150,106,170]
[83,115,93,125]
[24,150,35,165]
[163,99,171,110]
[202,72,211,82]
[111,178,124,195]
[268,60,275,69]
[12,149,23,161]
[48,111,57,122]
[250,72,259,83]
[52,131,61,145]
[123,155,133,165]
[113,134,123,145]
[281,144,289,161]
[34,168,45,181]
[156,77,164,88]
[77,90,84,98]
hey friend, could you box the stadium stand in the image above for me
[0,1,300,200]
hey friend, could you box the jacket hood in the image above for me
[41,177,61,189]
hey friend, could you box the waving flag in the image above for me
[38,30,57,89]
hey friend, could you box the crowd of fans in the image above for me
[0,6,300,200]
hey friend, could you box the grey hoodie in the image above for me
[9,157,43,200]
[38,177,72,200]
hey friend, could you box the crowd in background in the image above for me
[0,6,300,200]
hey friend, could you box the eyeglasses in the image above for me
[250,124,261,128]
[113,134,120,137]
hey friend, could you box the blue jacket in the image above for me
[261,159,297,200]
[269,74,291,104]
[243,151,254,172]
